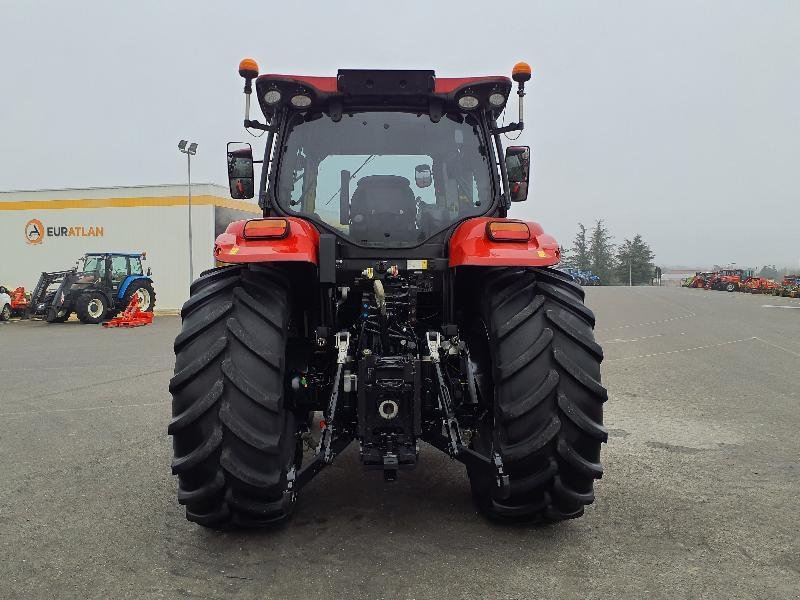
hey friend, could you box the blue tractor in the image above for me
[27,252,155,324]
[560,268,601,286]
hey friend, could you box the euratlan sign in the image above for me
[25,218,104,245]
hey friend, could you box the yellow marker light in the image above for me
[238,58,259,79]
[486,221,531,242]
[243,218,290,239]
[512,61,532,83]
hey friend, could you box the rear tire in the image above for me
[0,304,10,321]
[75,293,107,324]
[168,265,301,528]
[463,267,607,523]
[122,280,156,312]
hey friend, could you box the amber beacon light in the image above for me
[510,61,532,127]
[239,58,260,124]
[238,58,259,79]
[512,61,532,82]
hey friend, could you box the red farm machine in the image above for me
[704,268,754,292]
[0,286,29,320]
[742,276,780,294]
[684,272,710,288]
[168,60,606,528]
[776,275,800,297]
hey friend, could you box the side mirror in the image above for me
[414,164,432,188]
[227,142,255,199]
[505,146,531,202]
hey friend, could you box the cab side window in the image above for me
[129,257,143,275]
[110,256,129,286]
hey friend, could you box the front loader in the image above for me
[169,60,607,528]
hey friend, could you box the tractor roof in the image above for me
[255,69,512,120]
[85,252,144,258]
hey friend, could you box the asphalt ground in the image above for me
[0,287,798,599]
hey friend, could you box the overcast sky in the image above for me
[1,1,798,267]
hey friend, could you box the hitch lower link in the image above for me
[285,331,353,504]
[425,331,511,500]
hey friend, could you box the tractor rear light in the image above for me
[263,89,282,105]
[457,95,479,110]
[290,94,312,108]
[243,218,290,239]
[488,92,506,107]
[486,221,530,242]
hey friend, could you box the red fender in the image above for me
[214,218,320,265]
[449,217,561,268]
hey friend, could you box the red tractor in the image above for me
[707,268,753,292]
[169,60,606,528]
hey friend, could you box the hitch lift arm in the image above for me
[286,331,353,499]
[425,331,511,499]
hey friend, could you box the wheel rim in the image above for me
[135,288,151,310]
[87,299,103,318]
[1,306,10,319]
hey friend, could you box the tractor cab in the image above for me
[276,110,490,246]
[719,268,753,279]
[223,66,538,258]
[78,252,150,298]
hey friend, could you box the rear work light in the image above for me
[263,89,282,105]
[457,95,480,110]
[243,218,290,239]
[486,221,530,242]
[488,92,506,107]
[290,94,312,108]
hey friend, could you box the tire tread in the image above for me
[465,267,606,522]
[169,265,296,529]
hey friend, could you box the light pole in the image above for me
[178,140,198,285]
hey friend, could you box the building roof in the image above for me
[0,183,230,201]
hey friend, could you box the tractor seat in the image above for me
[349,175,417,242]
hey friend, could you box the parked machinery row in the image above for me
[682,269,799,297]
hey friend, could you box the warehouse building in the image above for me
[0,184,259,309]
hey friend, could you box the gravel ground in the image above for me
[0,286,798,599]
